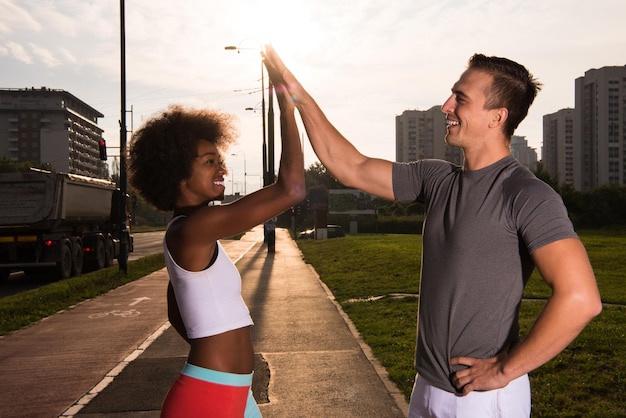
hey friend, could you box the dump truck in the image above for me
[0,169,133,281]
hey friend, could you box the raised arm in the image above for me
[451,237,602,395]
[181,71,306,243]
[263,45,395,201]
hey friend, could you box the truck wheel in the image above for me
[104,236,115,267]
[94,237,106,270]
[86,237,106,271]
[56,242,73,280]
[72,241,84,277]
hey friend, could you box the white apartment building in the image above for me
[543,109,576,187]
[542,65,625,191]
[574,65,626,190]
[395,106,462,165]
[0,87,108,178]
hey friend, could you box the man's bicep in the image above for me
[353,157,395,200]
[531,238,596,291]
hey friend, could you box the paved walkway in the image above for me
[0,227,408,417]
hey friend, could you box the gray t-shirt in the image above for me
[392,156,578,393]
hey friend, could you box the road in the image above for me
[0,231,166,299]
[128,230,165,261]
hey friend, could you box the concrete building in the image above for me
[543,109,576,187]
[395,106,462,165]
[0,87,108,178]
[574,65,626,190]
[510,135,538,171]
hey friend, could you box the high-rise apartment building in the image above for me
[0,87,108,178]
[574,66,626,190]
[543,108,576,187]
[395,106,462,165]
[510,135,538,171]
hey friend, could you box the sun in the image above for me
[229,0,326,60]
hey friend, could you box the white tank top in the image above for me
[163,218,253,339]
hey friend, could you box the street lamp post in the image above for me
[225,42,276,252]
[118,0,129,273]
[224,43,267,187]
[230,173,235,195]
[267,80,275,184]
[231,151,247,195]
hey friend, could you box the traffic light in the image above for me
[98,140,107,160]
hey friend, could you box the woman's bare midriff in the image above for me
[187,326,254,374]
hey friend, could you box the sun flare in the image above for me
[229,0,326,61]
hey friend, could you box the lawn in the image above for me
[297,232,626,417]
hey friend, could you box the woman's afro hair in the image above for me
[128,104,237,211]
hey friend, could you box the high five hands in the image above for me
[262,45,303,107]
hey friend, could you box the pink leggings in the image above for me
[161,363,261,417]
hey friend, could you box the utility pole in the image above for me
[118,0,129,273]
[265,79,276,253]
[225,42,275,254]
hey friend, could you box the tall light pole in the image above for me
[267,80,275,184]
[224,43,267,187]
[118,0,128,273]
[225,42,276,252]
[230,178,236,195]
[231,151,247,195]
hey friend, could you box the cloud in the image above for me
[28,1,79,37]
[58,47,77,64]
[3,41,32,64]
[29,43,61,67]
[0,0,41,34]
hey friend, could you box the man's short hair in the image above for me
[468,54,542,137]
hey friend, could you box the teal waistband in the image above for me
[181,362,253,387]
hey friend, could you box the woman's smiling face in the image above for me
[180,140,227,205]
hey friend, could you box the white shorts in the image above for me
[408,374,531,418]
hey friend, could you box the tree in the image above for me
[532,161,559,192]
[0,156,53,173]
[304,162,344,190]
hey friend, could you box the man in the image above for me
[263,45,602,417]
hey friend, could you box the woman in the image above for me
[128,78,305,416]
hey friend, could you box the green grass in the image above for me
[521,302,626,417]
[0,253,165,336]
[298,234,421,301]
[524,232,626,304]
[297,232,626,417]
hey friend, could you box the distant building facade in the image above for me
[0,87,108,178]
[542,65,626,190]
[543,109,575,187]
[395,106,462,165]
[574,66,626,190]
[510,135,538,171]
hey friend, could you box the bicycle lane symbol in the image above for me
[88,297,151,319]
[89,309,141,319]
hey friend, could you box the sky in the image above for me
[1,0,625,194]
